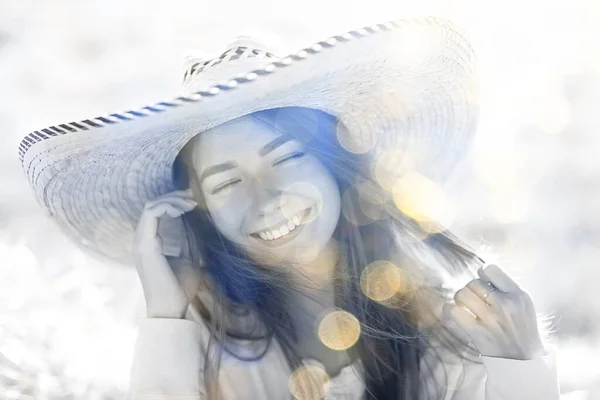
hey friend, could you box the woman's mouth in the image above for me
[250,207,313,247]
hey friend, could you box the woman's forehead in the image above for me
[193,117,285,166]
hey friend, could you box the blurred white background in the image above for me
[1,0,600,398]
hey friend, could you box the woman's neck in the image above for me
[285,240,339,331]
[291,240,339,296]
[283,241,358,376]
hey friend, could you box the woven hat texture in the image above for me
[17,16,478,264]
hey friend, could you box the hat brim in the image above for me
[18,16,478,264]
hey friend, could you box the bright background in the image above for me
[1,0,600,399]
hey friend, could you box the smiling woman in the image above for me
[17,17,560,400]
[122,105,560,400]
[175,109,342,269]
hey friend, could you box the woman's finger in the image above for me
[466,279,500,306]
[146,196,197,213]
[478,264,521,293]
[445,302,480,334]
[146,202,186,219]
[146,188,196,202]
[442,303,474,345]
[136,209,159,242]
[135,202,188,256]
[454,287,493,323]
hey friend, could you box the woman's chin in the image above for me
[247,242,322,268]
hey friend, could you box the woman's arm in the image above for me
[126,311,208,400]
[128,190,207,399]
[421,266,560,400]
[420,341,560,400]
[477,344,559,399]
[425,264,561,399]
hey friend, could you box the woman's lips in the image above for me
[250,207,313,248]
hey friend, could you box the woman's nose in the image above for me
[252,180,287,217]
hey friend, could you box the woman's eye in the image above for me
[273,152,305,166]
[213,179,241,194]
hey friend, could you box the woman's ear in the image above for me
[172,153,190,191]
[173,138,206,208]
[187,165,203,199]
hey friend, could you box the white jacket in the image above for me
[126,308,560,400]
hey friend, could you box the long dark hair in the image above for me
[172,107,483,399]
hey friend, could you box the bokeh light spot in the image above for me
[341,187,374,226]
[360,260,403,302]
[357,192,386,221]
[281,182,323,224]
[288,364,330,400]
[335,119,377,154]
[356,179,389,205]
[318,310,361,351]
[392,172,455,230]
[373,148,416,192]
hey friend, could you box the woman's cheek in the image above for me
[207,185,250,211]
[279,162,333,194]
[207,195,251,239]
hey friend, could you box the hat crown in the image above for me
[181,36,280,93]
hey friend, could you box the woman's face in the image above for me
[190,114,341,267]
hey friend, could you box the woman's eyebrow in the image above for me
[200,135,295,186]
[199,161,238,186]
[258,134,293,157]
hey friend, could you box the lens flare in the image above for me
[318,310,361,351]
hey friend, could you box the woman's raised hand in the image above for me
[444,264,546,360]
[132,189,199,319]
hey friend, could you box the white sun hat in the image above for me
[17,16,478,265]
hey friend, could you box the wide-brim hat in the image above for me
[18,16,478,265]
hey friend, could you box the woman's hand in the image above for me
[443,264,546,360]
[132,189,199,319]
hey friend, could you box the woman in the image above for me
[17,17,559,399]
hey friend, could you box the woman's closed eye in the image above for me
[273,151,305,167]
[211,152,306,194]
[212,178,241,194]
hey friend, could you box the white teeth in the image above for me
[255,209,308,241]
